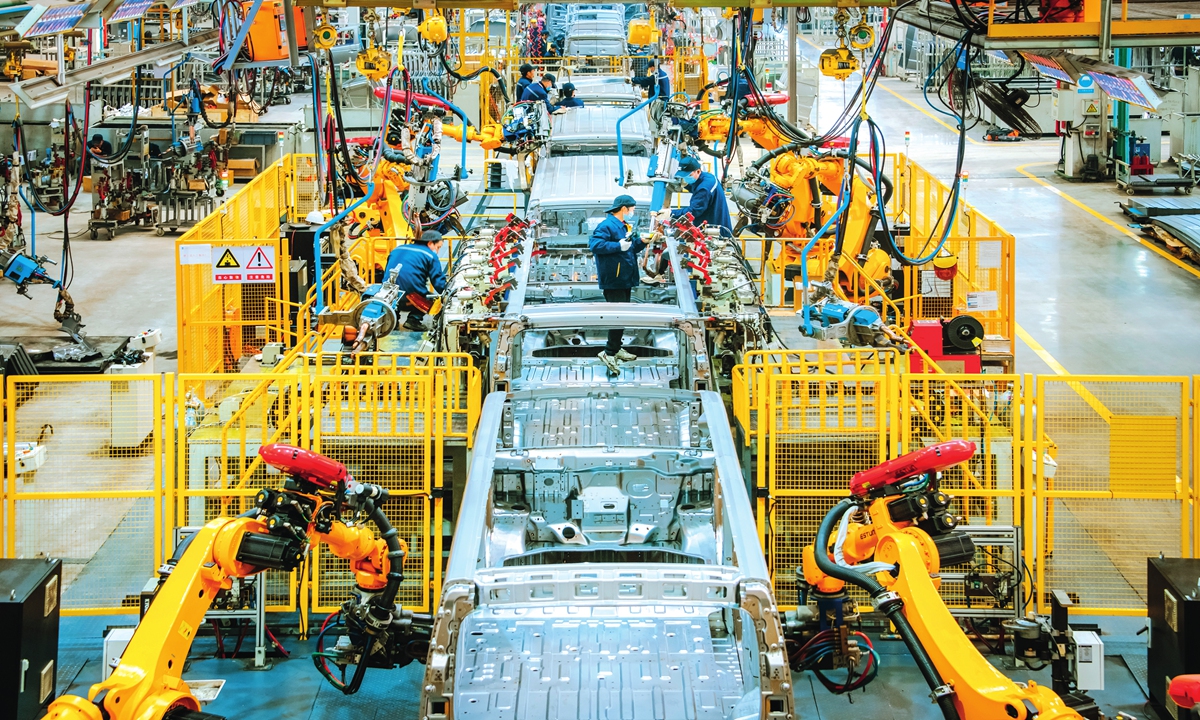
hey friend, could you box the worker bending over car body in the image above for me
[655,156,733,236]
[520,72,559,114]
[590,194,646,376]
[381,230,448,331]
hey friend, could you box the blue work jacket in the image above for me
[672,170,733,235]
[634,68,671,99]
[520,82,556,114]
[516,76,534,98]
[558,96,585,108]
[381,243,447,296]
[589,214,647,290]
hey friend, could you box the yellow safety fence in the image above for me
[736,355,1197,616]
[746,152,1016,359]
[3,363,479,617]
[176,151,519,373]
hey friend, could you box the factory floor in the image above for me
[56,614,1153,719]
[8,36,1196,720]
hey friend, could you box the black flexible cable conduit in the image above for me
[813,499,961,720]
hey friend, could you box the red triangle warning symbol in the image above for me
[246,247,274,270]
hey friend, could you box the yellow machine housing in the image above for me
[820,47,859,80]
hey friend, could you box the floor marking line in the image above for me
[1016,162,1200,280]
[1015,323,1068,376]
[1016,323,1115,424]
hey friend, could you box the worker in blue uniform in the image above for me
[632,59,671,99]
[520,72,558,114]
[380,230,448,331]
[557,82,584,108]
[656,156,733,237]
[515,63,536,98]
[589,194,646,375]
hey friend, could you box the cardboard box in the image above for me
[227,158,260,179]
[82,176,92,193]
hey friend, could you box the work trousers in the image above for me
[603,288,631,353]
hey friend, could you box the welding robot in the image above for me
[45,444,431,720]
[799,440,1089,720]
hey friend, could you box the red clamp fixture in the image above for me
[849,439,976,497]
[259,443,350,488]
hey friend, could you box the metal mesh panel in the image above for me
[897,155,1015,344]
[313,353,481,447]
[1036,377,1189,614]
[313,495,429,612]
[768,496,841,608]
[176,374,305,610]
[311,375,434,611]
[289,155,320,222]
[176,238,289,374]
[6,377,162,614]
[768,374,886,493]
[902,374,1020,527]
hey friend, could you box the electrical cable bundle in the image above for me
[861,30,974,266]
[88,70,145,166]
[788,628,880,694]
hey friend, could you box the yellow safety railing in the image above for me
[5,375,169,615]
[739,360,1199,616]
[746,153,1016,358]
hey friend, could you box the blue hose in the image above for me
[313,182,374,315]
[616,74,659,186]
[17,187,34,257]
[420,79,468,180]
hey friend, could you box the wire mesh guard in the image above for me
[7,377,162,613]
[1037,377,1188,613]
[311,375,434,611]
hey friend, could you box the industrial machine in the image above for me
[1149,558,1200,720]
[799,441,1093,720]
[45,444,431,720]
[0,559,62,720]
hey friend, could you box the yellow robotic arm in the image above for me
[46,444,416,720]
[441,122,503,151]
[803,441,1085,720]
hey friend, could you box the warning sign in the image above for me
[1083,100,1100,116]
[211,245,276,284]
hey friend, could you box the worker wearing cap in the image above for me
[380,230,448,331]
[520,72,558,114]
[632,59,671,100]
[516,63,536,99]
[558,82,584,108]
[656,156,733,236]
[589,194,646,375]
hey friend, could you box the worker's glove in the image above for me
[619,239,632,251]
[653,209,672,224]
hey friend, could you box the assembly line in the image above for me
[0,2,1197,720]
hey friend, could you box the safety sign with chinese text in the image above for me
[211,245,276,284]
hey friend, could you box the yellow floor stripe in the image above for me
[1016,323,1114,423]
[1015,323,1069,376]
[1016,162,1200,280]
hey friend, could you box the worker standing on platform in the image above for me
[520,72,558,114]
[516,63,536,98]
[557,83,584,108]
[590,194,646,375]
[656,156,733,237]
[381,230,448,331]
